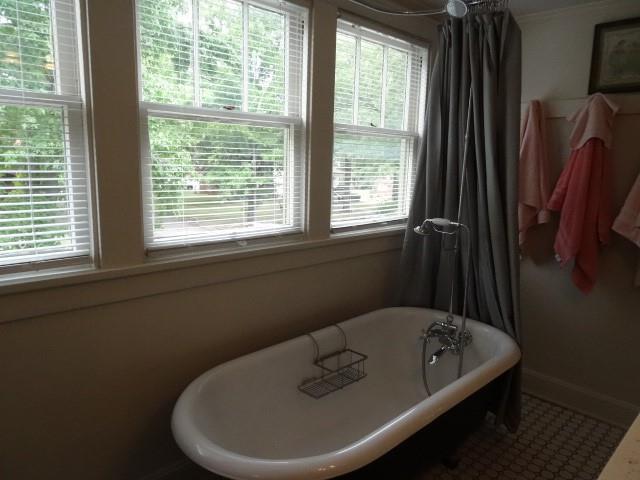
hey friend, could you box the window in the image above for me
[332,21,426,230]
[0,0,90,271]
[137,0,307,251]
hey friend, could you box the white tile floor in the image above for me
[172,394,625,480]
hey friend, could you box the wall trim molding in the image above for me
[516,0,640,24]
[523,368,639,428]
[0,227,403,295]
[0,232,402,324]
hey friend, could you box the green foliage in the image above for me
[332,31,414,224]
[0,0,55,92]
[0,0,415,258]
[384,48,408,130]
[334,33,409,130]
[139,0,292,230]
[148,117,286,229]
[334,33,356,124]
[0,1,76,257]
[358,39,383,127]
[332,133,407,219]
[138,0,286,113]
[199,0,243,109]
[138,0,193,105]
[246,5,285,114]
[0,105,71,254]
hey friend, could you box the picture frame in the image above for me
[589,16,640,94]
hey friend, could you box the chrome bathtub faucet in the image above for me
[421,321,472,365]
[414,217,473,380]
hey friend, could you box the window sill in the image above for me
[0,227,405,324]
[141,225,405,274]
[0,262,96,291]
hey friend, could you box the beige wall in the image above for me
[519,0,640,425]
[0,1,438,479]
[0,248,399,480]
[12,1,640,477]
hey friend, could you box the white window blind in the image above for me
[332,20,426,230]
[137,0,307,251]
[0,0,90,271]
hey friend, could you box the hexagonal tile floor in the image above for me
[417,394,625,480]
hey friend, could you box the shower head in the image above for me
[413,223,432,236]
[445,0,468,18]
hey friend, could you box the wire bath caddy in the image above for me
[298,325,368,399]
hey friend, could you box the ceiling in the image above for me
[388,0,594,16]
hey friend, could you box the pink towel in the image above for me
[612,172,640,286]
[548,138,613,293]
[568,93,619,150]
[547,94,618,293]
[519,100,551,245]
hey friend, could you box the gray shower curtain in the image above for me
[396,13,522,431]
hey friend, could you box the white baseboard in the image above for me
[136,459,191,480]
[523,368,640,428]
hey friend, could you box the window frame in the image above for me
[135,0,309,254]
[330,19,428,233]
[0,0,95,275]
[0,0,435,292]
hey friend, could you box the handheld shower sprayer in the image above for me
[414,218,463,236]
[415,216,472,385]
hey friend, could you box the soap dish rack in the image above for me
[298,324,367,399]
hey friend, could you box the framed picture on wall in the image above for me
[589,17,640,94]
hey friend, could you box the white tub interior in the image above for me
[186,307,513,460]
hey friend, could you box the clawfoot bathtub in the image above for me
[172,307,520,479]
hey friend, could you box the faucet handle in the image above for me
[433,321,458,334]
[423,321,457,344]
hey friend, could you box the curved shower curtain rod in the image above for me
[345,0,508,18]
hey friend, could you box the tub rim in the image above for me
[171,307,521,480]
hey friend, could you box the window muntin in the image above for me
[331,21,426,230]
[137,0,307,250]
[0,0,90,270]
